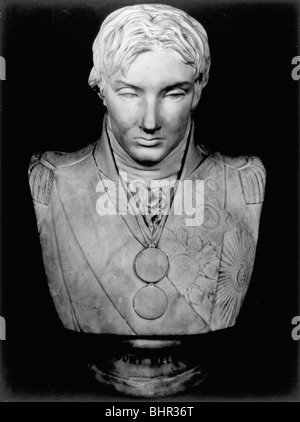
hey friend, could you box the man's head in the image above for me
[89,4,211,164]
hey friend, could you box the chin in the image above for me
[131,149,165,166]
[134,154,164,166]
[137,159,160,166]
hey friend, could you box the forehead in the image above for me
[109,48,196,89]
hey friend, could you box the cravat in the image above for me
[127,181,174,234]
[144,186,164,233]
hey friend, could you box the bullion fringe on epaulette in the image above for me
[29,154,54,205]
[238,157,266,204]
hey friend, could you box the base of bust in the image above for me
[89,338,210,398]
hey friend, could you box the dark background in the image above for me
[0,0,299,401]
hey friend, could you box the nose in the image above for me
[139,98,162,133]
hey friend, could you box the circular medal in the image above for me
[134,248,169,283]
[201,205,220,231]
[168,253,199,290]
[133,285,168,320]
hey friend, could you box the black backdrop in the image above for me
[0,0,299,401]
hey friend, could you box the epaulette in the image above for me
[28,142,96,205]
[28,152,54,205]
[223,155,266,204]
[43,142,95,169]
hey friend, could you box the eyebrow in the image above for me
[114,80,192,90]
[164,82,192,90]
[115,81,140,89]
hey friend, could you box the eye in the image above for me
[165,90,186,99]
[118,89,139,99]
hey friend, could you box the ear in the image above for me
[98,91,106,106]
[98,73,107,106]
[191,79,203,111]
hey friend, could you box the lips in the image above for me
[135,137,164,147]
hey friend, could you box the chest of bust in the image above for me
[38,151,264,335]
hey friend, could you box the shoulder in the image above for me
[28,142,96,204]
[39,142,96,169]
[222,154,266,204]
[222,154,265,171]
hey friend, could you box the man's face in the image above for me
[102,48,202,164]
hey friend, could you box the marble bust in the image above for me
[28,3,266,397]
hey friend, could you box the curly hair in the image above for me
[88,3,211,92]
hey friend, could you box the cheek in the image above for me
[161,101,192,132]
[106,97,139,132]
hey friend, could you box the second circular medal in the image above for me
[134,247,169,283]
[133,285,168,320]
